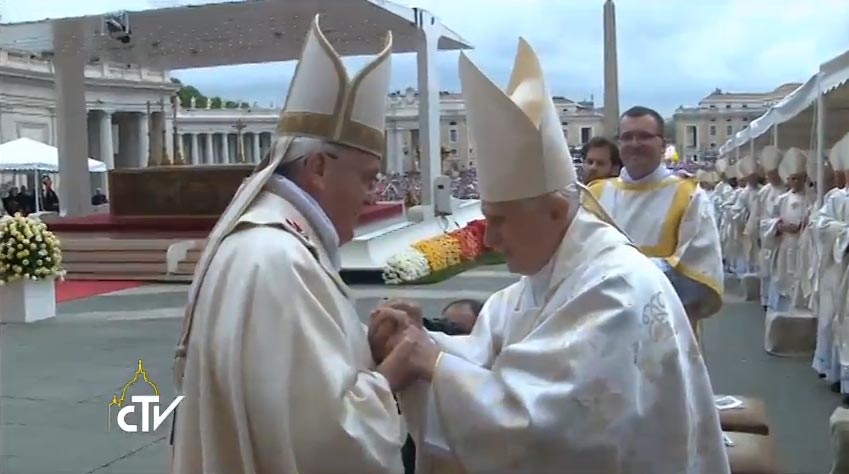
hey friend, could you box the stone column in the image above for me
[603,0,620,139]
[52,18,91,217]
[137,112,150,167]
[205,133,214,164]
[175,133,185,164]
[149,111,165,166]
[190,133,200,165]
[252,133,261,162]
[220,133,230,163]
[98,111,114,196]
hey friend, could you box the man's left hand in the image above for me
[393,326,442,382]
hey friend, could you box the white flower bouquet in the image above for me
[382,248,431,284]
[0,213,65,284]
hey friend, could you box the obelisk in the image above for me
[603,0,620,139]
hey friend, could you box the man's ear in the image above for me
[300,152,329,191]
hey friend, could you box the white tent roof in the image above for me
[0,0,473,70]
[0,137,107,172]
[719,46,849,155]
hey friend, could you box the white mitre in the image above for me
[725,162,738,180]
[737,154,757,178]
[778,147,808,182]
[271,15,392,160]
[835,132,849,172]
[759,146,783,172]
[458,38,575,202]
[715,158,728,175]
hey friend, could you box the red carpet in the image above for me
[56,280,145,303]
[46,203,404,233]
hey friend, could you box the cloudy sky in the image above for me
[4,0,849,116]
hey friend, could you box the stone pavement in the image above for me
[0,267,841,473]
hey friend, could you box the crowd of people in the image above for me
[707,142,849,402]
[1,177,60,216]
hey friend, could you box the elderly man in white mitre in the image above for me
[369,38,730,474]
[170,16,408,474]
[761,148,815,317]
[811,134,849,385]
[727,154,762,280]
[756,146,787,309]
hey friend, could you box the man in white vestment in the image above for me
[370,38,730,474]
[727,154,762,278]
[756,146,787,308]
[697,169,717,194]
[588,106,724,332]
[761,148,815,313]
[170,16,407,474]
[719,163,743,274]
[812,134,849,385]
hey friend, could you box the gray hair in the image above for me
[273,137,348,180]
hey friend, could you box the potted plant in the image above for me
[0,213,65,323]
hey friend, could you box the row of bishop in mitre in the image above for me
[709,136,849,398]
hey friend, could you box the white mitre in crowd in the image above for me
[398,37,729,474]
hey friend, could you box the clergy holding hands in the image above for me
[367,39,731,474]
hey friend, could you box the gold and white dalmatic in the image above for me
[588,165,724,323]
[399,38,730,474]
[171,16,406,474]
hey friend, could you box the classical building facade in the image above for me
[0,49,178,194]
[174,87,606,174]
[673,83,801,163]
[1,50,606,192]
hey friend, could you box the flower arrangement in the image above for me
[382,219,500,285]
[0,213,65,285]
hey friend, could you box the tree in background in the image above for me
[172,78,247,110]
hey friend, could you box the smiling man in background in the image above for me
[588,106,724,335]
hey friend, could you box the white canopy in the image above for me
[0,137,108,172]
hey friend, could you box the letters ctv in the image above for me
[107,359,184,433]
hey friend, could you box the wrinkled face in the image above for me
[482,195,569,275]
[442,303,477,334]
[618,115,665,180]
[766,170,782,187]
[301,147,381,244]
[582,146,618,184]
[787,173,807,192]
[745,174,760,187]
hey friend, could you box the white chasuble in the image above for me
[728,185,763,274]
[812,189,849,379]
[588,167,724,321]
[757,184,788,276]
[171,191,405,474]
[399,208,730,474]
[761,190,814,308]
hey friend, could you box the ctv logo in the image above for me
[107,359,184,433]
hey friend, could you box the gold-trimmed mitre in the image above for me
[272,14,392,160]
[458,38,576,202]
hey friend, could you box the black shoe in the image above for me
[818,373,827,379]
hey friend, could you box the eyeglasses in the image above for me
[617,131,663,143]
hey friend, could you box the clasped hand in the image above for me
[367,299,440,392]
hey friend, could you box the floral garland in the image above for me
[382,219,494,284]
[0,213,65,285]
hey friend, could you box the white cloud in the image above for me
[4,0,849,116]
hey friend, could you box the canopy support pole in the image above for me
[414,8,441,211]
[815,83,825,207]
[53,18,92,217]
